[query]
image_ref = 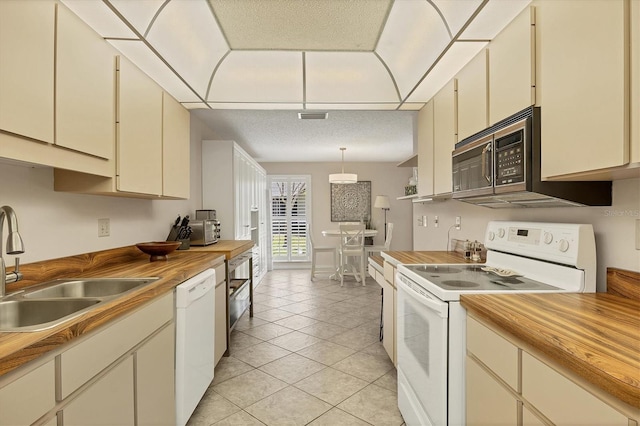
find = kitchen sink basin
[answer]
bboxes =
[0,277,160,332]
[0,299,101,332]
[22,278,159,299]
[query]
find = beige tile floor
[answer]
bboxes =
[187,269,405,426]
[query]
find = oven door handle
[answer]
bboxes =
[397,279,448,318]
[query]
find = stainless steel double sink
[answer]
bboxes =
[0,277,159,332]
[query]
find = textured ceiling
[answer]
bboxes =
[192,109,416,162]
[209,0,392,51]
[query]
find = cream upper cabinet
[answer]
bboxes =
[0,0,55,143]
[457,49,489,141]
[433,79,456,196]
[162,93,190,199]
[56,3,115,160]
[538,0,629,179]
[417,100,435,197]
[117,56,163,196]
[632,0,640,167]
[489,6,535,125]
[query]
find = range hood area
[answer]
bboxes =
[452,107,612,208]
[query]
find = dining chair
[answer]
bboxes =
[365,222,394,258]
[339,223,366,287]
[309,225,338,281]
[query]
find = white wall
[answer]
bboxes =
[0,115,216,265]
[413,178,640,291]
[261,162,414,252]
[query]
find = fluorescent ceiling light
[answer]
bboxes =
[298,112,328,120]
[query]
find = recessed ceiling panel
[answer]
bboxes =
[376,1,452,98]
[182,102,210,110]
[108,0,165,35]
[109,40,201,102]
[407,41,488,102]
[461,0,531,39]
[306,104,399,110]
[60,0,136,38]
[433,0,484,36]
[145,0,228,98]
[209,0,392,51]
[306,52,399,103]
[208,51,302,102]
[399,103,426,110]
[207,103,304,110]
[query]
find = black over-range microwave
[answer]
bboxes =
[451,107,612,208]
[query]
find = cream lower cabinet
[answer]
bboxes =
[466,355,518,426]
[0,293,176,426]
[136,324,176,426]
[214,262,228,365]
[466,315,638,426]
[382,261,397,366]
[0,360,55,426]
[62,357,135,426]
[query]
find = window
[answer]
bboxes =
[269,176,310,262]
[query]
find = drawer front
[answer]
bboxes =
[375,269,386,288]
[522,352,629,425]
[60,292,173,398]
[214,262,226,285]
[466,316,519,391]
[383,262,395,286]
[0,360,55,426]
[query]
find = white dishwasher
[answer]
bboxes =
[175,268,216,426]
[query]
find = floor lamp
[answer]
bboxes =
[374,195,391,240]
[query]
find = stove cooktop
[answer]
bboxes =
[402,264,561,292]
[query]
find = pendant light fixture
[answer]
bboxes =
[329,147,357,184]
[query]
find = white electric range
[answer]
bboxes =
[395,221,597,426]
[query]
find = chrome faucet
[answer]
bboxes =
[0,206,25,297]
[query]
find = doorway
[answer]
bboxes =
[269,175,311,264]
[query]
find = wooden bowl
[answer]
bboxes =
[135,241,181,261]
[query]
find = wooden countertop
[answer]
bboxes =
[188,239,254,260]
[461,293,640,408]
[381,250,479,265]
[0,246,225,377]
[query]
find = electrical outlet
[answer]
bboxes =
[434,215,439,228]
[98,218,110,237]
[636,219,640,250]
[455,216,461,230]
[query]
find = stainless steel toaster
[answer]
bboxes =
[190,220,218,246]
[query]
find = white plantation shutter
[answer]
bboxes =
[270,176,310,262]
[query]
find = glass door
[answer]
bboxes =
[269,176,310,263]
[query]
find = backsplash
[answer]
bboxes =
[413,178,640,292]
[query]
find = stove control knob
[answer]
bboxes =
[497,228,506,238]
[559,239,570,252]
[488,231,495,241]
[543,232,554,244]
